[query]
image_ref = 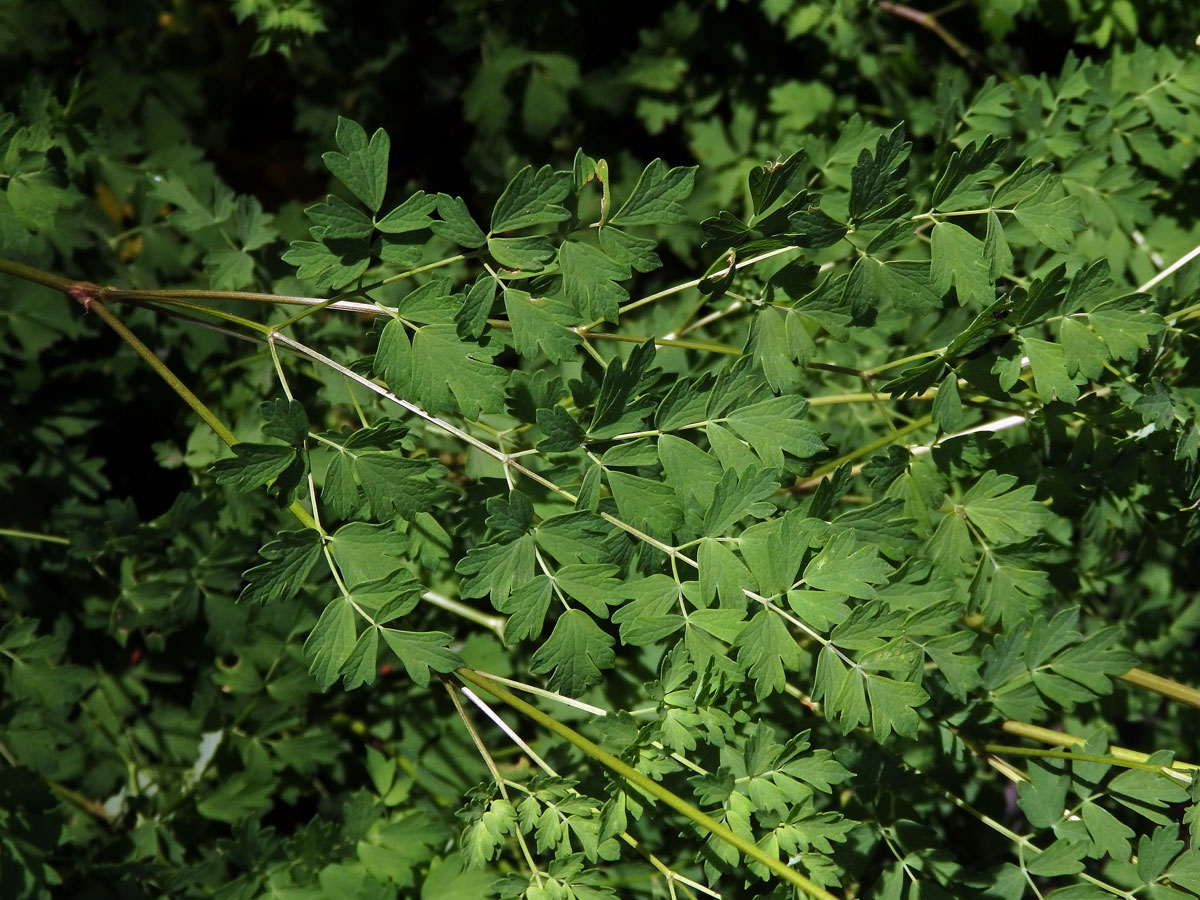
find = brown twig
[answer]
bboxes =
[877,1,982,70]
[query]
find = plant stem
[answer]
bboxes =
[594,245,799,329]
[0,528,71,545]
[1140,239,1200,293]
[424,592,506,640]
[793,414,933,490]
[999,720,1200,770]
[0,257,81,292]
[983,744,1193,781]
[877,1,982,69]
[456,668,841,900]
[86,299,239,447]
[82,297,319,531]
[1119,666,1200,708]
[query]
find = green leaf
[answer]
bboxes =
[701,466,779,536]
[959,471,1055,545]
[1025,838,1088,877]
[932,135,1006,210]
[865,674,928,741]
[1085,298,1165,362]
[379,323,507,418]
[210,443,297,492]
[306,194,374,239]
[556,240,629,323]
[504,289,582,363]
[239,529,323,605]
[456,276,497,340]
[432,194,487,248]
[607,470,682,539]
[536,405,585,453]
[1136,826,1184,884]
[609,159,697,226]
[490,164,571,233]
[1012,179,1081,252]
[554,564,623,617]
[496,576,554,643]
[749,149,806,216]
[304,598,357,690]
[320,117,389,212]
[589,339,657,434]
[802,532,892,598]
[726,396,825,468]
[376,191,437,233]
[698,537,755,609]
[932,372,964,432]
[353,452,452,521]
[458,534,536,602]
[1021,336,1082,404]
[529,608,616,696]
[281,238,370,289]
[612,575,685,645]
[203,248,255,289]
[261,398,309,445]
[864,259,943,314]
[848,124,911,222]
[735,609,801,700]
[930,221,993,306]
[738,510,821,597]
[786,204,848,248]
[488,235,556,272]
[463,798,517,868]
[380,629,463,687]
[598,226,660,272]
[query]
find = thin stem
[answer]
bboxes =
[467,670,609,716]
[83,298,318,531]
[127,294,271,335]
[442,681,544,885]
[482,317,743,356]
[877,1,982,69]
[456,668,840,900]
[1000,720,1200,771]
[459,685,556,777]
[983,744,1193,782]
[595,245,799,328]
[862,349,943,378]
[423,595,506,641]
[86,299,238,447]
[0,257,78,292]
[793,415,933,491]
[581,329,742,356]
[1140,240,1200,293]
[0,528,71,546]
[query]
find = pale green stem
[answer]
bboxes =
[0,528,70,545]
[794,414,933,490]
[983,744,1193,782]
[1119,667,1200,708]
[442,682,544,885]
[589,245,800,329]
[1140,240,1200,293]
[1000,720,1200,770]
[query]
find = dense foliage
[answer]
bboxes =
[3,2,1200,899]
